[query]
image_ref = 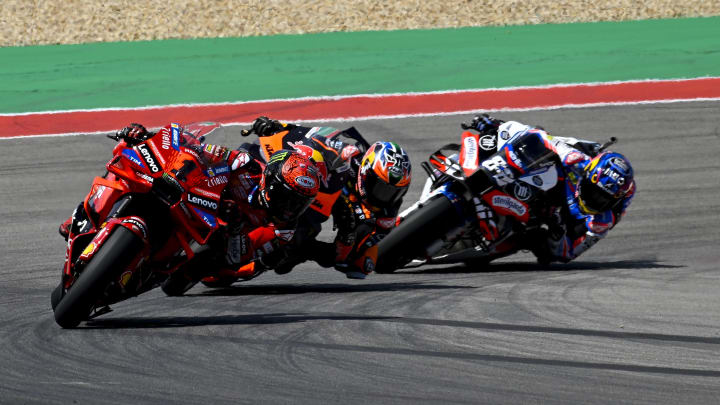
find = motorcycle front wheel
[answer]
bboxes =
[375,195,463,273]
[53,226,143,328]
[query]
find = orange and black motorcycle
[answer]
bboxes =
[51,122,233,328]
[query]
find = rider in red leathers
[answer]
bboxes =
[59,123,321,292]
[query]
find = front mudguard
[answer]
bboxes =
[63,216,150,290]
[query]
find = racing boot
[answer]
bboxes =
[334,263,368,280]
[200,262,265,288]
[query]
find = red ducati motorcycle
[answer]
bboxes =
[51,122,232,328]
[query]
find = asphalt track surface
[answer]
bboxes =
[1,102,720,404]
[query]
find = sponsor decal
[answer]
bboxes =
[122,217,148,238]
[295,175,317,189]
[500,130,510,140]
[479,134,497,151]
[341,145,359,160]
[532,175,543,186]
[170,124,181,150]
[462,136,478,170]
[136,172,154,183]
[274,229,295,242]
[565,151,585,165]
[490,194,528,217]
[268,151,289,164]
[364,257,375,273]
[513,183,532,201]
[226,234,246,264]
[147,141,166,166]
[231,152,251,170]
[263,143,275,159]
[122,149,145,168]
[376,217,396,229]
[506,148,522,168]
[92,185,107,202]
[206,175,229,187]
[187,193,219,211]
[603,167,621,181]
[136,144,160,173]
[81,242,96,257]
[162,131,172,150]
[192,207,217,228]
[325,138,342,149]
[610,157,629,171]
[205,164,229,178]
[119,270,133,287]
[191,187,221,200]
[183,147,201,161]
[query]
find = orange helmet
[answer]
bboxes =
[357,141,411,209]
[260,150,320,222]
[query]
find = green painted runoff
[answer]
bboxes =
[1,16,719,113]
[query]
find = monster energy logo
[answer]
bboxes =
[268,151,289,164]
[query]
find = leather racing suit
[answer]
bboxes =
[248,122,401,279]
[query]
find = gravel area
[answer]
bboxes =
[2,0,720,47]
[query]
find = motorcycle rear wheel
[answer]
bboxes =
[53,226,143,328]
[376,195,462,273]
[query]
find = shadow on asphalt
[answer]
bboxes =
[186,281,474,297]
[398,259,683,274]
[84,312,397,329]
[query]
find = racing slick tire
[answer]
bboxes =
[53,226,143,328]
[375,195,463,273]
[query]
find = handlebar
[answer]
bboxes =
[598,137,618,152]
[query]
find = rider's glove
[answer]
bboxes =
[117,123,150,142]
[335,198,359,235]
[251,116,283,137]
[467,114,503,135]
